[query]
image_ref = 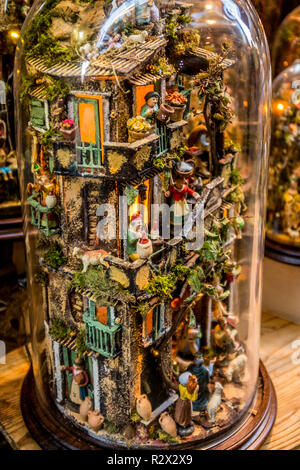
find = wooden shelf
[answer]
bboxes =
[0,312,299,450]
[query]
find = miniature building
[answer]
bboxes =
[17,0,271,448]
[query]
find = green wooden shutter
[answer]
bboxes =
[30,98,47,129]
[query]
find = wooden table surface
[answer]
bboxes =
[0,312,300,450]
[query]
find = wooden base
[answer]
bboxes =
[21,361,277,450]
[265,238,300,266]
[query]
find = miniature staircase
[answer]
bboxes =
[86,190,100,247]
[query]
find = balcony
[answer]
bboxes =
[76,142,105,176]
[83,308,122,359]
[103,133,159,179]
[27,193,60,237]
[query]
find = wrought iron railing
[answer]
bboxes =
[27,194,59,236]
[83,310,122,359]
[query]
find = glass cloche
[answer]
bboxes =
[273,6,300,77]
[266,60,300,251]
[15,0,272,449]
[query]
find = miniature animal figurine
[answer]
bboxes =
[124,30,148,47]
[88,410,104,432]
[226,354,247,383]
[159,412,177,438]
[73,247,110,272]
[207,382,223,424]
[79,43,99,62]
[79,396,93,422]
[136,394,152,422]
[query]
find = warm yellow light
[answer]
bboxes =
[10,30,20,39]
[205,3,212,9]
[78,31,85,40]
[207,20,216,25]
[277,103,284,111]
[243,100,248,108]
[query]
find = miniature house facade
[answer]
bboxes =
[16,0,272,448]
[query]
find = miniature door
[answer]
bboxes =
[62,347,94,402]
[74,96,104,170]
[143,303,165,344]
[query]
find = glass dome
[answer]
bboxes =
[266,60,300,250]
[273,6,300,77]
[15,0,271,448]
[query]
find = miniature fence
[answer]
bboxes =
[83,311,122,359]
[27,194,59,237]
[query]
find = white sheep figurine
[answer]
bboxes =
[73,247,110,273]
[226,354,247,383]
[123,30,148,46]
[207,382,223,424]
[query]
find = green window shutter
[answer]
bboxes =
[62,346,73,393]
[30,98,46,129]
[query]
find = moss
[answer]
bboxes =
[134,301,151,319]
[130,409,141,423]
[49,317,71,341]
[152,428,180,443]
[229,168,244,186]
[20,75,37,103]
[34,269,49,286]
[23,0,76,66]
[146,272,177,299]
[103,420,120,434]
[44,76,70,101]
[70,265,133,305]
[146,262,192,299]
[44,241,67,269]
[40,127,63,149]
[75,327,87,357]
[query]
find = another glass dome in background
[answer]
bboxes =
[267,60,300,249]
[15,0,271,448]
[273,6,300,77]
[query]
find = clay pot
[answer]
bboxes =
[169,104,186,122]
[156,103,174,123]
[136,394,152,422]
[159,412,177,438]
[45,192,57,209]
[136,238,153,259]
[60,126,77,142]
[79,396,93,422]
[88,410,104,432]
[128,129,150,143]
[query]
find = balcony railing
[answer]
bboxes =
[155,123,169,158]
[27,193,60,237]
[76,142,104,173]
[83,310,122,359]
